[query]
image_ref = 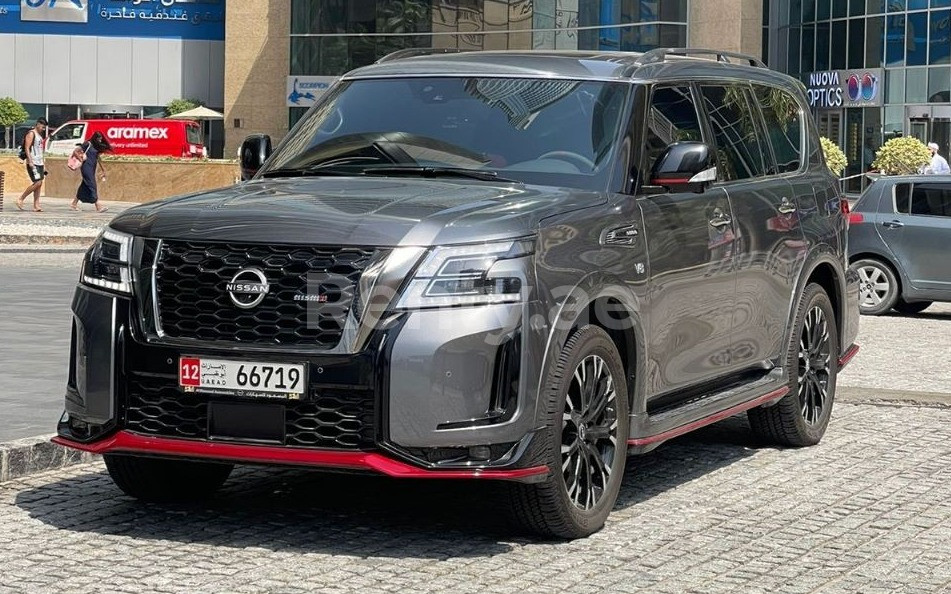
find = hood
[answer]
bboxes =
[109,177,607,246]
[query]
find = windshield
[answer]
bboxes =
[263,77,631,191]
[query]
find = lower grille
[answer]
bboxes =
[124,375,375,449]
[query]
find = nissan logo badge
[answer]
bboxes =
[226,268,270,309]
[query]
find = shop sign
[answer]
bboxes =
[20,0,87,23]
[805,68,884,109]
[286,76,337,108]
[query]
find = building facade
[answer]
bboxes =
[224,0,763,155]
[767,0,951,191]
[0,0,224,151]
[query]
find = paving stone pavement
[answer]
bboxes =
[1,402,949,594]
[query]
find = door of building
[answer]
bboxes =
[817,110,842,145]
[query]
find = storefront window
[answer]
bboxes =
[928,66,951,100]
[887,68,906,102]
[906,67,928,101]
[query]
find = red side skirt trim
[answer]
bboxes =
[838,344,860,369]
[628,386,789,447]
[52,431,549,481]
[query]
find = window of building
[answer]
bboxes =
[866,16,885,67]
[931,10,951,64]
[906,68,928,102]
[644,85,703,172]
[818,0,832,19]
[834,0,849,17]
[803,24,816,72]
[906,11,928,65]
[816,21,831,70]
[886,15,906,65]
[832,21,848,69]
[848,18,865,68]
[753,85,804,174]
[804,0,817,21]
[866,0,885,12]
[700,85,769,181]
[911,183,951,216]
[852,0,868,15]
[929,67,951,101]
[788,27,802,73]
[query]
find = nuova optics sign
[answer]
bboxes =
[805,68,884,109]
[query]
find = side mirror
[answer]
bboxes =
[649,141,717,193]
[239,134,272,181]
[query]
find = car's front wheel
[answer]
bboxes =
[748,283,839,447]
[507,325,629,539]
[104,454,233,502]
[853,258,899,315]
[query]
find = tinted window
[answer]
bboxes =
[644,86,703,173]
[264,77,630,192]
[895,183,911,213]
[911,184,951,217]
[753,85,803,174]
[700,85,768,181]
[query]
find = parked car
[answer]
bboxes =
[54,48,859,539]
[848,175,951,315]
[46,119,205,159]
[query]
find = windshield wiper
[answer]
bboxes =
[258,167,356,179]
[365,167,522,184]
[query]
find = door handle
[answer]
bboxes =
[778,198,797,214]
[882,220,904,229]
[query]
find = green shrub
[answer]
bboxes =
[871,137,932,175]
[819,136,848,176]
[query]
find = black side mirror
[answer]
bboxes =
[239,134,272,181]
[649,141,717,194]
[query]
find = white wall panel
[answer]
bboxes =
[68,36,97,104]
[14,35,44,103]
[182,40,211,104]
[156,38,183,106]
[42,35,71,103]
[96,37,133,105]
[0,35,15,97]
[131,38,160,106]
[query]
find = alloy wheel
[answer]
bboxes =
[857,264,890,308]
[561,355,619,511]
[798,306,832,425]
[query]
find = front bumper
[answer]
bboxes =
[59,283,548,480]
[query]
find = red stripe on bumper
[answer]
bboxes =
[628,386,790,447]
[52,431,549,481]
[838,344,860,369]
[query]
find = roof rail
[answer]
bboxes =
[375,48,469,64]
[637,48,767,69]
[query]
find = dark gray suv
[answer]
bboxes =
[849,175,951,315]
[56,49,860,538]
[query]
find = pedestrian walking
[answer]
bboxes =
[924,142,950,175]
[69,131,111,213]
[16,118,48,212]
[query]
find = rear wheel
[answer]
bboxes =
[748,283,838,447]
[893,299,932,315]
[104,454,233,502]
[853,258,899,315]
[507,326,629,539]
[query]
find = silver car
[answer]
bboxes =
[849,175,951,315]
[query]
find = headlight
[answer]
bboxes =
[82,229,134,294]
[396,240,532,309]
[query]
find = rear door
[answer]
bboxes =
[638,84,738,398]
[885,182,951,293]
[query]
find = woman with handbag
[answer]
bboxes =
[69,131,111,213]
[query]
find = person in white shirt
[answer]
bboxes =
[925,142,951,175]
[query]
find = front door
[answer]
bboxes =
[639,85,737,399]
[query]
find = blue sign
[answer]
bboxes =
[0,0,224,40]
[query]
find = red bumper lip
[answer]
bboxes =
[52,431,549,481]
[838,344,860,369]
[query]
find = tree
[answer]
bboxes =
[165,98,203,116]
[0,97,29,149]
[871,137,932,175]
[819,136,848,176]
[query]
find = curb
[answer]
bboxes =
[0,435,98,484]
[0,235,96,246]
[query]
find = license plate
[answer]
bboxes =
[179,357,305,399]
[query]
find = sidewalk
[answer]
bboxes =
[0,195,136,248]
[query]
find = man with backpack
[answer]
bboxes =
[17,118,49,212]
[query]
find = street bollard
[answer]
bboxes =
[0,170,4,211]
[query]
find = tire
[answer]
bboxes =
[104,454,233,502]
[748,283,839,447]
[852,258,899,316]
[893,299,932,315]
[507,325,630,539]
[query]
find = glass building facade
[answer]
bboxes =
[770,0,951,190]
[288,0,688,125]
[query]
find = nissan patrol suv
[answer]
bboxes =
[56,48,860,539]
